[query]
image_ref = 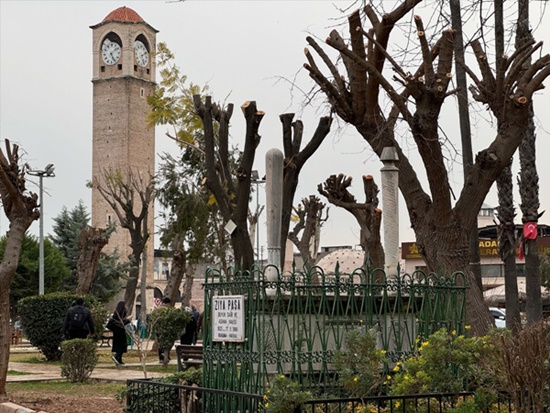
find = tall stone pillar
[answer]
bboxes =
[381,147,399,278]
[265,149,284,281]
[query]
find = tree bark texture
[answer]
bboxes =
[304,4,549,333]
[279,113,332,267]
[516,0,542,324]
[450,0,482,290]
[496,163,521,332]
[193,95,262,271]
[75,227,109,294]
[0,140,40,399]
[318,174,384,272]
[163,234,186,306]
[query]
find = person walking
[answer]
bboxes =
[180,306,197,345]
[64,297,95,340]
[106,301,130,365]
[156,297,172,363]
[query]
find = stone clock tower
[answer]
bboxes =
[90,7,157,314]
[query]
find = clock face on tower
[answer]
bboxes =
[134,40,149,67]
[101,38,121,65]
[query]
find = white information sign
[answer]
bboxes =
[212,295,245,342]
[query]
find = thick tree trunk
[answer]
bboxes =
[516,0,542,324]
[182,264,196,308]
[163,237,186,305]
[0,139,40,398]
[76,227,109,294]
[416,218,494,336]
[124,252,141,316]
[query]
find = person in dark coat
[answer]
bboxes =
[180,306,197,345]
[64,297,95,339]
[106,301,130,365]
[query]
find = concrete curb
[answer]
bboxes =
[0,401,47,413]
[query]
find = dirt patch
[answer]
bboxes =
[7,390,124,413]
[6,392,124,413]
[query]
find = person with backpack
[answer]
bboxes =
[106,301,130,365]
[64,298,95,339]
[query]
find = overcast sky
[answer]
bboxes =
[1,1,549,255]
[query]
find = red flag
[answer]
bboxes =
[524,222,538,240]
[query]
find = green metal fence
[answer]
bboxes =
[202,264,467,396]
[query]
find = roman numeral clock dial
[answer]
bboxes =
[134,40,149,67]
[101,38,121,65]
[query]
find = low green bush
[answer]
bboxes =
[60,338,99,382]
[149,306,191,363]
[18,292,106,360]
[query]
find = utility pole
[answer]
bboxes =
[27,164,55,295]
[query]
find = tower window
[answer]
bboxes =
[140,88,145,98]
[107,215,112,224]
[117,64,122,70]
[101,66,105,72]
[134,65,138,72]
[146,69,150,75]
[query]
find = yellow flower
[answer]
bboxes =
[404,375,409,380]
[421,341,429,348]
[386,375,392,380]
[452,329,457,335]
[465,325,471,330]
[280,375,285,379]
[395,401,401,408]
[264,395,268,401]
[396,361,401,366]
[265,403,269,408]
[353,377,358,382]
[379,350,387,355]
[393,365,400,372]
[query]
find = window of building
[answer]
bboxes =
[481,264,502,278]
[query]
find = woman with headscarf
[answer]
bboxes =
[106,301,130,365]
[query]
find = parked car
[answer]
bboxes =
[489,307,506,328]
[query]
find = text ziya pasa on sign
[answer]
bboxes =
[212,295,245,342]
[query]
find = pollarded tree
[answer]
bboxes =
[318,174,384,272]
[304,2,550,334]
[0,140,40,399]
[50,202,126,302]
[92,168,154,313]
[288,195,328,268]
[279,113,332,267]
[193,96,262,271]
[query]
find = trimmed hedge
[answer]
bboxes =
[18,292,106,361]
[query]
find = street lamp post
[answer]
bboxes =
[251,170,265,267]
[27,164,55,295]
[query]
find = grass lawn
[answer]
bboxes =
[9,348,179,374]
[6,380,124,396]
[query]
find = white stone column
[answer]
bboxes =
[265,148,284,281]
[381,147,399,278]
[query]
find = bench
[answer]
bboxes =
[98,330,113,347]
[176,344,203,372]
[10,328,22,345]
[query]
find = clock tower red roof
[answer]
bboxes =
[102,6,144,23]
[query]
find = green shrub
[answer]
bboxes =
[149,306,191,356]
[18,292,105,360]
[263,375,312,413]
[60,338,99,382]
[333,328,387,397]
[389,328,488,395]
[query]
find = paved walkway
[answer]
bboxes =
[7,360,176,383]
[7,342,177,383]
